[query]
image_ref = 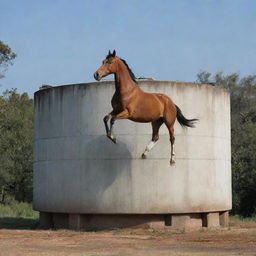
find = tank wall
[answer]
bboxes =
[33,81,231,214]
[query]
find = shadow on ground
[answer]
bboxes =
[0,217,39,230]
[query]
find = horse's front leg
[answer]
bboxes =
[103,113,116,144]
[108,116,117,144]
[103,114,112,135]
[104,109,129,144]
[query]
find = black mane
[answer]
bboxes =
[106,53,137,83]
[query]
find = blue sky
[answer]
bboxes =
[0,0,255,96]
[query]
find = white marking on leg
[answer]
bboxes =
[142,140,157,157]
[170,144,175,164]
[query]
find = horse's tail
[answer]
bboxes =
[175,105,198,128]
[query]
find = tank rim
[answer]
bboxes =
[34,80,229,96]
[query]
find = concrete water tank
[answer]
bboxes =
[33,80,231,230]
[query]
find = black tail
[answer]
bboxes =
[175,105,198,128]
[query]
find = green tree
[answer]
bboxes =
[197,72,256,217]
[0,41,17,78]
[0,89,33,203]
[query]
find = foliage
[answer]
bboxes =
[230,215,256,223]
[0,89,33,203]
[0,41,17,78]
[197,72,256,217]
[0,200,38,219]
[0,200,38,230]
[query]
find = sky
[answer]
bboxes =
[0,0,256,96]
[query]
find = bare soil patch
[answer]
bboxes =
[0,217,256,256]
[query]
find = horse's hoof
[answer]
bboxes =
[170,160,175,166]
[141,153,147,159]
[107,135,117,144]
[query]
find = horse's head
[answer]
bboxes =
[94,50,119,81]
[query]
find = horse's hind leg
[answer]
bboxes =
[141,118,164,159]
[165,124,175,165]
[169,127,175,165]
[162,104,176,165]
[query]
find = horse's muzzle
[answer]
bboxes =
[94,72,101,81]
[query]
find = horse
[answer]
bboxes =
[94,50,198,165]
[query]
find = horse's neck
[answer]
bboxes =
[114,65,139,96]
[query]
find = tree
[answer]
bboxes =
[197,72,256,217]
[0,89,33,203]
[0,41,17,78]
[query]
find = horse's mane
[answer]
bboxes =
[106,53,137,83]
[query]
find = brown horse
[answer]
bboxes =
[94,50,198,165]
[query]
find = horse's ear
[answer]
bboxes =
[113,50,116,56]
[108,50,111,55]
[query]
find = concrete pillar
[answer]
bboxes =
[171,214,202,229]
[148,220,165,229]
[202,212,220,227]
[219,211,229,227]
[69,214,81,230]
[171,214,190,227]
[39,212,53,229]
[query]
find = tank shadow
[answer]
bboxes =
[79,135,132,212]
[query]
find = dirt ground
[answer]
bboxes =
[0,217,256,256]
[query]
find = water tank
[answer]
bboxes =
[33,80,231,230]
